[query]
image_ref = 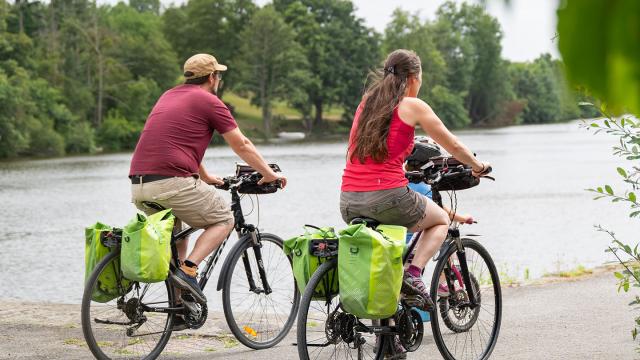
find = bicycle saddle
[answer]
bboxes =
[350,217,380,228]
[141,201,166,211]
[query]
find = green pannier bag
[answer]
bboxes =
[85,222,131,303]
[283,226,339,299]
[121,209,175,283]
[338,223,406,319]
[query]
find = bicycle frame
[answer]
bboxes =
[431,189,479,307]
[150,183,273,314]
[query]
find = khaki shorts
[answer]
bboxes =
[339,186,427,229]
[131,176,233,229]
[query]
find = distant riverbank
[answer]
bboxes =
[0,118,589,162]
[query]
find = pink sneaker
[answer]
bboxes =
[437,283,450,297]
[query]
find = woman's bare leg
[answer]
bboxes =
[409,198,449,268]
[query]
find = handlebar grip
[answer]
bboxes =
[214,178,231,190]
[404,171,424,183]
[481,165,493,176]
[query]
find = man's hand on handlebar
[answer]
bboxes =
[202,173,225,186]
[472,162,492,178]
[258,172,288,189]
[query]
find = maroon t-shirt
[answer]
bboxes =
[129,84,238,177]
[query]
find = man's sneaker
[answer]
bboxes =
[169,264,207,304]
[437,283,450,297]
[401,271,434,311]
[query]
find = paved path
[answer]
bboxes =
[0,271,637,359]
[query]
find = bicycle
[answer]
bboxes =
[296,159,501,360]
[81,167,300,359]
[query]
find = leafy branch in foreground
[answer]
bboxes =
[582,109,640,218]
[597,226,640,341]
[583,105,640,348]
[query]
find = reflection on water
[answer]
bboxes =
[0,121,633,304]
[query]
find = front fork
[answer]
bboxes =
[445,229,478,307]
[241,228,273,295]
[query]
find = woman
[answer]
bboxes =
[340,49,490,310]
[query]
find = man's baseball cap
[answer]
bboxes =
[183,54,227,79]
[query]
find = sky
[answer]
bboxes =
[253,0,561,62]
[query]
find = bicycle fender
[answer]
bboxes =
[216,233,253,291]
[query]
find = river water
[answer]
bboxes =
[0,120,634,304]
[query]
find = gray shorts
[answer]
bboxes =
[339,186,428,229]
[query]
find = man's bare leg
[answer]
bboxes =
[186,221,234,265]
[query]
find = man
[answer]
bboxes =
[129,53,286,305]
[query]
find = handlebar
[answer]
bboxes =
[405,159,494,188]
[215,172,282,193]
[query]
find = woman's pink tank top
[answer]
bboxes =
[341,103,415,192]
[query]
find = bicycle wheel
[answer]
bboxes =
[430,238,502,360]
[296,259,384,360]
[222,233,299,349]
[82,251,175,360]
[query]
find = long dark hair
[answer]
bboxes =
[350,49,421,163]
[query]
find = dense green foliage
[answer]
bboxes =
[0,0,590,158]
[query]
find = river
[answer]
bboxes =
[0,120,633,304]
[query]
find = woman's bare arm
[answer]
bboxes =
[399,97,485,172]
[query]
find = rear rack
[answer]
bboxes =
[310,239,339,258]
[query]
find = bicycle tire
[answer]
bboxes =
[296,259,385,360]
[430,238,502,360]
[221,233,299,349]
[81,251,175,360]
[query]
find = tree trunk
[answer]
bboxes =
[47,2,60,84]
[94,5,103,127]
[263,101,272,139]
[259,66,270,139]
[16,0,24,33]
[97,55,103,127]
[303,115,313,134]
[313,99,323,132]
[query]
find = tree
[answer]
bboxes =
[274,0,379,133]
[162,0,256,89]
[433,2,514,125]
[383,8,470,129]
[510,54,562,124]
[234,6,309,138]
